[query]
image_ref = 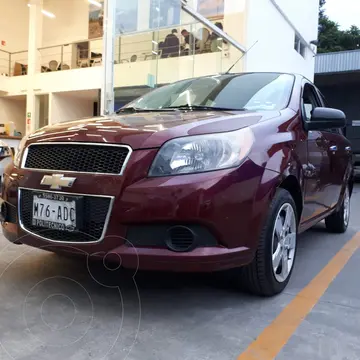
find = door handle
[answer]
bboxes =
[329,145,338,152]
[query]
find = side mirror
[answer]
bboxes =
[306,107,346,131]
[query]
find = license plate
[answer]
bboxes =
[32,192,82,232]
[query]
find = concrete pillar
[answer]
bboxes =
[223,0,246,72]
[101,0,116,115]
[26,0,43,135]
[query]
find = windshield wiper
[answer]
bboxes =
[116,107,176,114]
[163,105,246,111]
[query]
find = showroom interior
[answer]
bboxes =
[0,0,317,149]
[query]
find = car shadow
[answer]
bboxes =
[0,219,357,323]
[1,221,355,306]
[0,224,356,360]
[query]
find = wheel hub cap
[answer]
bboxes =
[272,203,297,283]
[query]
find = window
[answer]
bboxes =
[315,88,344,134]
[294,35,300,52]
[197,0,225,19]
[115,0,139,34]
[294,33,306,59]
[149,0,181,29]
[302,84,321,121]
[300,42,306,58]
[317,90,329,108]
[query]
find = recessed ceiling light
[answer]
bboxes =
[41,9,56,18]
[28,4,56,18]
[88,0,102,8]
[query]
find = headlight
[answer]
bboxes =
[13,135,29,168]
[149,127,254,177]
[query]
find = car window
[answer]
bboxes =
[124,73,295,112]
[302,84,321,121]
[303,84,344,136]
[317,89,329,107]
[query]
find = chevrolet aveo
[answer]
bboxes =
[0,73,353,296]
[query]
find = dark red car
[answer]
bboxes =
[0,73,353,296]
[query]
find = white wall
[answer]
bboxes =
[0,76,10,94]
[0,0,29,53]
[42,0,89,47]
[0,97,26,135]
[244,0,315,80]
[276,0,319,43]
[50,92,94,124]
[4,76,28,97]
[34,67,102,93]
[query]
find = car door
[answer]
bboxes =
[316,88,351,207]
[301,82,332,222]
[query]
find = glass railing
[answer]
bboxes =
[34,19,243,80]
[117,22,228,63]
[112,1,245,88]
[114,19,243,87]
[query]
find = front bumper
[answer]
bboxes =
[1,153,279,272]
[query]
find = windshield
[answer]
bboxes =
[122,73,294,112]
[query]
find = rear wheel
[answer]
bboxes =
[231,189,298,296]
[325,186,350,233]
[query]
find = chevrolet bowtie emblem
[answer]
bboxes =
[41,174,76,190]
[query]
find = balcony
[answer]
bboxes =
[0,17,243,96]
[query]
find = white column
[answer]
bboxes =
[223,0,246,72]
[26,0,43,135]
[101,0,116,116]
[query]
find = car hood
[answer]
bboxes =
[28,110,280,149]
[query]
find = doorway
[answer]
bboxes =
[35,94,49,130]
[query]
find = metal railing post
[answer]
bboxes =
[101,0,116,115]
[60,45,64,70]
[180,0,247,54]
[8,53,11,77]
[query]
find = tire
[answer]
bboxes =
[230,188,298,296]
[325,186,350,234]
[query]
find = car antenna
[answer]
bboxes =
[225,40,258,74]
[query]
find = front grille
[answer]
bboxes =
[24,143,131,175]
[19,189,112,243]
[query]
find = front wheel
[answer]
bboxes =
[325,186,350,233]
[231,189,298,296]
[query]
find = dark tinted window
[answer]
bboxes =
[302,84,321,121]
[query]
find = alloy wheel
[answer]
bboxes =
[343,187,350,227]
[271,203,297,283]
